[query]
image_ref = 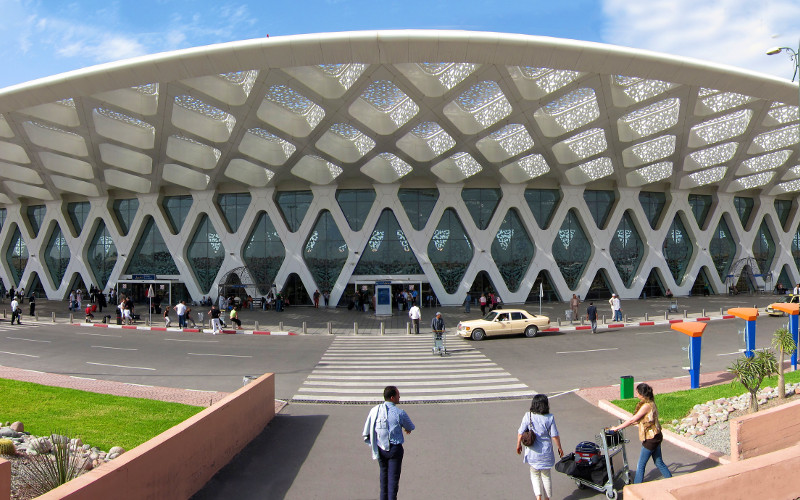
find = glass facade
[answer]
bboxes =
[125,216,179,275]
[752,218,775,275]
[524,189,561,229]
[663,213,693,283]
[187,214,225,294]
[44,225,70,286]
[113,199,139,236]
[303,210,348,291]
[552,209,591,290]
[710,216,737,280]
[0,208,6,233]
[88,221,117,289]
[6,227,28,286]
[217,193,251,233]
[243,212,286,294]
[67,202,90,235]
[734,196,754,227]
[336,189,376,231]
[688,194,712,227]
[354,209,422,275]
[162,195,193,234]
[793,228,800,273]
[26,205,46,237]
[775,199,792,229]
[462,188,501,230]
[491,209,533,292]
[428,208,473,294]
[277,191,313,232]
[583,190,615,228]
[639,191,666,229]
[398,188,438,230]
[611,211,644,287]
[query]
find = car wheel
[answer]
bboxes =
[524,325,539,338]
[471,329,485,341]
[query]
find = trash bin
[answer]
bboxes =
[620,375,634,399]
[115,307,122,325]
[565,310,573,321]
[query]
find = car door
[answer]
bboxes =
[509,311,528,334]
[489,312,511,336]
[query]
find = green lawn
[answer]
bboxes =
[0,378,204,450]
[611,370,800,425]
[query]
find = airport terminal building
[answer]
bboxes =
[0,30,799,307]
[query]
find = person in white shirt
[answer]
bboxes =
[174,301,188,328]
[408,304,421,335]
[793,283,800,296]
[10,297,20,325]
[611,294,622,322]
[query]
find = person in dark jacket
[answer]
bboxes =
[431,312,445,355]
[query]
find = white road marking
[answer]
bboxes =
[91,345,138,351]
[635,330,673,335]
[86,362,155,370]
[187,353,252,358]
[548,388,579,398]
[23,369,44,373]
[0,350,38,358]
[185,388,217,393]
[304,377,520,387]
[717,351,742,356]
[673,375,690,379]
[164,338,219,343]
[75,332,121,338]
[70,376,96,381]
[125,383,154,388]
[556,348,618,354]
[297,384,529,394]
[6,337,50,343]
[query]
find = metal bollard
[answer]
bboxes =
[354,322,359,335]
[406,322,411,335]
[380,322,385,335]
[52,312,56,323]
[328,321,333,335]
[603,314,606,324]
[254,320,259,331]
[684,310,688,319]
[645,312,649,321]
[580,317,585,326]
[720,307,724,316]
[279,321,284,331]
[35,312,38,322]
[2,310,5,319]
[302,321,307,334]
[70,313,73,323]
[557,317,561,326]
[702,308,705,317]
[665,311,668,320]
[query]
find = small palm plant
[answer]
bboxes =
[772,327,797,399]
[21,432,88,496]
[728,349,778,413]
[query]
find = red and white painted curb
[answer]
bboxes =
[541,313,736,333]
[68,322,297,335]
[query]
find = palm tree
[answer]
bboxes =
[772,327,797,399]
[728,349,778,413]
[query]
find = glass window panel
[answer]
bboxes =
[552,209,591,290]
[67,202,90,235]
[44,225,70,287]
[88,220,117,289]
[611,211,644,287]
[398,189,439,231]
[125,216,179,275]
[5,227,28,286]
[0,208,6,233]
[638,191,666,229]
[276,191,313,233]
[461,188,502,230]
[524,189,561,229]
[663,213,693,283]
[354,209,423,275]
[303,210,348,291]
[791,227,800,273]
[753,218,776,275]
[336,189,376,231]
[583,190,615,228]
[491,209,533,292]
[26,205,46,238]
[734,197,754,227]
[427,208,473,294]
[113,199,139,236]
[775,199,792,228]
[688,194,712,227]
[216,193,251,233]
[243,212,286,295]
[187,214,226,294]
[710,216,737,280]
[162,195,193,234]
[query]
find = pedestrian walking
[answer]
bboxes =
[408,304,421,335]
[362,386,415,500]
[10,296,20,325]
[480,293,487,315]
[431,311,445,355]
[516,394,563,500]
[209,305,222,335]
[610,383,672,483]
[164,307,171,328]
[464,292,471,313]
[313,289,321,308]
[28,294,35,316]
[174,301,187,328]
[586,302,598,334]
[323,290,330,307]
[570,294,579,322]
[610,293,622,322]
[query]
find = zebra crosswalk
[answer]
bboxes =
[292,335,535,403]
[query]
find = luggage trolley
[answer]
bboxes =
[432,328,447,356]
[556,427,632,499]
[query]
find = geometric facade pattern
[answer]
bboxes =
[1,31,800,304]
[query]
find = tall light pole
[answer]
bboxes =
[767,41,800,121]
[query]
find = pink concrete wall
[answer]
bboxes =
[623,443,800,500]
[730,397,800,461]
[35,373,275,500]
[0,459,9,500]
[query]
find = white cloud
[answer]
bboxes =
[601,0,800,79]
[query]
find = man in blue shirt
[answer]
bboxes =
[363,386,415,500]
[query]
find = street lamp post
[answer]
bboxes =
[767,41,800,122]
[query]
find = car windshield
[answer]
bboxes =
[483,312,499,321]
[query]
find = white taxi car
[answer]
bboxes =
[456,309,550,341]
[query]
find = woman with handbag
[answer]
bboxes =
[610,382,672,483]
[516,394,563,500]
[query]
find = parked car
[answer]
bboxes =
[766,294,800,316]
[456,309,550,340]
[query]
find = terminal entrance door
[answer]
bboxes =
[117,280,174,311]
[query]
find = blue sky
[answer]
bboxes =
[2,0,800,89]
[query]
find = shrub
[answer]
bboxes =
[728,349,778,413]
[20,431,88,496]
